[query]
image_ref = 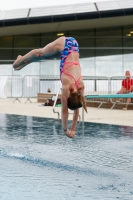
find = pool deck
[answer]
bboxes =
[0,98,133,127]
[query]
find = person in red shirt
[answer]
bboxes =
[119,71,133,110]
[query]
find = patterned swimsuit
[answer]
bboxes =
[60,37,82,89]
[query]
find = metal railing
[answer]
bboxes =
[3,75,22,102]
[23,75,40,103]
[83,76,110,108]
[1,75,133,110]
[52,87,81,121]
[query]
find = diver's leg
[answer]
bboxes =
[13,36,65,70]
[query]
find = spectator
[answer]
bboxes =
[117,71,133,110]
[47,88,51,93]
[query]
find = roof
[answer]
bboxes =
[0,0,133,22]
[0,0,133,36]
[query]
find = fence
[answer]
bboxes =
[1,75,133,108]
[0,75,22,102]
[23,75,61,103]
[83,76,109,108]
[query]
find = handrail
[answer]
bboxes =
[53,87,81,121]
[52,87,61,119]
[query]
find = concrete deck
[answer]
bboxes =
[0,98,133,127]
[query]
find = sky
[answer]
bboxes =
[0,0,111,10]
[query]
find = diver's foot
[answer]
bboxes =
[14,61,29,71]
[13,55,29,70]
[13,55,22,68]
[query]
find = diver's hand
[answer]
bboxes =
[64,129,75,138]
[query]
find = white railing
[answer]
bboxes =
[1,75,133,109]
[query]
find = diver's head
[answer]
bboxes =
[67,91,87,113]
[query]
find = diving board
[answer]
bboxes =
[86,94,133,99]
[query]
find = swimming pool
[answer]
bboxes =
[0,113,133,200]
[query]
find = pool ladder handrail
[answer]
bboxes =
[52,87,61,119]
[53,87,81,121]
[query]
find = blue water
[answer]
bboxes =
[0,114,133,200]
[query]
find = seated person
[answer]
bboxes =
[117,71,133,110]
[47,88,51,93]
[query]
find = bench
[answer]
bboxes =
[37,93,61,103]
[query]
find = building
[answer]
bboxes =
[0,0,133,77]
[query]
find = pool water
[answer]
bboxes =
[0,113,133,200]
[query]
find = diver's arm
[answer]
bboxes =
[61,86,70,131]
[71,109,79,131]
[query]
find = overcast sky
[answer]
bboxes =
[0,0,111,10]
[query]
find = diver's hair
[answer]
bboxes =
[67,91,87,113]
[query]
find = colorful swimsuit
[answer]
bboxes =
[60,37,82,89]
